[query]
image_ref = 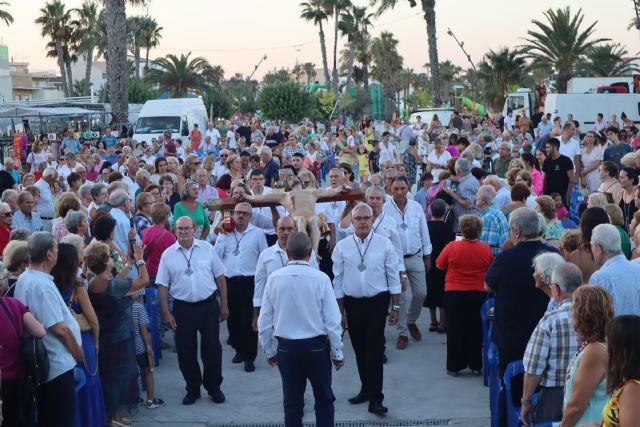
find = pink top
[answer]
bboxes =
[0,297,29,380]
[532,168,543,196]
[142,226,176,278]
[446,145,460,158]
[556,206,569,220]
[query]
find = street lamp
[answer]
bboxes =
[447,27,476,72]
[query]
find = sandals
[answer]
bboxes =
[437,325,447,334]
[428,322,439,332]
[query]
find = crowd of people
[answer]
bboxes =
[0,111,639,427]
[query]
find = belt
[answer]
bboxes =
[40,216,54,220]
[174,291,218,305]
[404,250,422,259]
[276,335,327,343]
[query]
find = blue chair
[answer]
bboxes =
[487,342,501,427]
[504,360,525,427]
[481,297,495,386]
[561,218,578,229]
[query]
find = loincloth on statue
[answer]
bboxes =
[292,214,331,236]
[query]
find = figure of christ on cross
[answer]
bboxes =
[241,175,352,253]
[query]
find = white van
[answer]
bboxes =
[132,98,208,145]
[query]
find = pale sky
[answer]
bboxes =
[2,0,639,79]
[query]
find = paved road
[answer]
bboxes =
[132,314,489,426]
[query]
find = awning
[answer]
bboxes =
[0,106,97,118]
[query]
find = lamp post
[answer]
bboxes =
[447,27,476,72]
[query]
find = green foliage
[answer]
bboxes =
[0,1,14,26]
[343,89,370,120]
[73,79,90,97]
[262,69,291,85]
[317,91,337,118]
[204,88,233,120]
[257,82,315,122]
[225,73,257,114]
[476,48,528,111]
[404,91,431,109]
[145,52,216,98]
[127,78,157,103]
[576,43,639,77]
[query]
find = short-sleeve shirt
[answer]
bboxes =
[368,151,380,173]
[101,134,117,149]
[543,154,574,200]
[436,240,493,292]
[603,143,633,169]
[0,297,29,380]
[131,302,150,355]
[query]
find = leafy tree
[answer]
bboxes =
[127,15,145,79]
[140,16,162,73]
[328,0,352,92]
[262,69,291,85]
[521,6,609,93]
[405,90,431,109]
[204,88,233,120]
[73,78,90,98]
[225,73,258,113]
[371,31,403,120]
[339,4,373,89]
[127,77,157,103]
[476,48,528,111]
[317,90,337,118]
[300,0,331,86]
[577,43,639,77]
[145,52,214,97]
[438,60,461,102]
[343,88,370,120]
[257,82,315,122]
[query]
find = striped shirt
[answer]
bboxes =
[12,210,43,233]
[523,299,580,387]
[480,205,510,255]
[132,302,150,355]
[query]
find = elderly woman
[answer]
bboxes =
[501,182,530,220]
[2,240,29,297]
[426,138,452,182]
[88,182,108,221]
[91,213,130,273]
[78,183,93,210]
[568,207,610,281]
[173,181,210,240]
[134,192,154,238]
[159,174,181,212]
[53,193,82,242]
[532,252,565,309]
[536,195,565,245]
[85,241,148,426]
[603,204,632,259]
[560,229,581,260]
[587,192,608,209]
[225,154,243,181]
[597,161,623,203]
[559,286,613,427]
[436,215,494,376]
[65,209,89,238]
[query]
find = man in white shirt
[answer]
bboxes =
[214,202,268,373]
[247,169,284,245]
[258,232,343,427]
[226,128,237,149]
[484,175,512,210]
[383,176,432,349]
[558,123,581,169]
[57,153,79,190]
[205,122,221,147]
[379,131,397,166]
[35,167,57,225]
[108,190,134,255]
[213,150,230,181]
[332,203,400,415]
[199,136,216,155]
[122,157,140,207]
[504,110,515,132]
[157,216,229,405]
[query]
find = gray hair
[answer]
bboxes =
[365,185,386,198]
[17,191,33,205]
[509,207,541,239]
[353,202,373,217]
[90,182,108,198]
[1,189,17,203]
[108,189,129,207]
[367,173,384,186]
[551,262,583,293]
[28,232,55,264]
[532,252,564,286]
[286,232,312,260]
[108,181,128,195]
[591,223,622,255]
[60,233,84,256]
[64,210,87,233]
[235,202,253,212]
[42,167,57,178]
[181,182,196,200]
[455,157,470,175]
[136,169,150,181]
[79,183,93,200]
[260,146,273,159]
[484,175,503,188]
[477,185,496,206]
[9,228,31,241]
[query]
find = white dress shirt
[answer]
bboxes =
[57,163,78,190]
[122,174,140,206]
[156,239,226,302]
[213,161,228,179]
[339,211,405,273]
[258,261,343,360]
[495,186,511,210]
[379,142,396,164]
[319,199,346,242]
[253,242,319,307]
[214,224,268,277]
[383,198,432,256]
[35,178,55,218]
[205,128,221,145]
[332,231,401,298]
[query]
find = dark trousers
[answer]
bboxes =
[37,368,75,427]
[227,276,258,362]
[173,296,223,395]
[344,291,389,404]
[1,379,36,427]
[444,291,485,372]
[318,238,333,281]
[535,386,564,423]
[277,336,335,427]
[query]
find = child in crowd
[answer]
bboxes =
[357,144,369,182]
[551,192,569,220]
[132,297,166,409]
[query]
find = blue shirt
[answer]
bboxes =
[101,134,117,149]
[536,121,553,139]
[479,205,510,255]
[590,255,640,316]
[414,188,428,209]
[61,137,81,154]
[12,210,43,233]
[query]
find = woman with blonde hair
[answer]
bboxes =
[587,193,608,209]
[536,195,565,244]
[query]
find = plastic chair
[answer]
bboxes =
[487,342,501,427]
[481,297,495,386]
[561,218,578,229]
[503,360,525,427]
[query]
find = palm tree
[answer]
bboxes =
[127,15,146,79]
[476,48,528,110]
[300,0,331,87]
[73,0,100,96]
[371,31,403,120]
[0,1,14,26]
[303,62,317,84]
[338,4,373,90]
[73,78,90,97]
[140,16,162,73]
[328,0,351,92]
[577,43,639,77]
[521,6,609,93]
[438,60,461,103]
[373,0,440,105]
[36,0,73,97]
[145,52,213,98]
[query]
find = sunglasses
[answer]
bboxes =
[0,212,12,217]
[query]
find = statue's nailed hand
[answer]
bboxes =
[340,184,351,193]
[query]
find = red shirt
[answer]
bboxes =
[0,224,10,255]
[0,297,29,380]
[190,130,202,151]
[436,239,494,292]
[142,225,176,278]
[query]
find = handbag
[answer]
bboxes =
[0,298,50,384]
[67,292,91,332]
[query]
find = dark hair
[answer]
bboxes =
[292,152,305,160]
[606,126,619,135]
[471,167,488,181]
[216,174,232,191]
[621,167,639,186]
[601,161,619,179]
[456,137,470,148]
[606,315,640,393]
[51,243,80,294]
[286,232,312,259]
[420,172,433,182]
[579,207,610,252]
[249,169,264,179]
[547,138,560,150]
[510,182,530,203]
[108,171,123,183]
[154,157,167,172]
[521,152,535,168]
[91,212,117,241]
[67,172,81,187]
[390,176,410,187]
[430,199,447,218]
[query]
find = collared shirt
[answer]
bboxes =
[523,299,580,387]
[319,199,346,242]
[14,268,81,382]
[205,128,221,145]
[196,184,219,205]
[332,231,401,298]
[339,211,405,273]
[34,178,55,218]
[258,261,343,360]
[383,198,432,256]
[452,173,480,229]
[12,209,43,233]
[590,254,640,316]
[379,142,396,164]
[536,121,553,138]
[480,205,510,255]
[254,242,319,307]
[156,239,226,302]
[494,186,511,210]
[60,137,81,154]
[214,224,268,277]
[122,175,139,207]
[213,161,228,179]
[110,207,132,254]
[199,141,216,154]
[57,163,78,190]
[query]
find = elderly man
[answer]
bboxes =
[60,129,81,154]
[122,156,140,206]
[35,167,57,224]
[493,143,512,178]
[57,153,79,190]
[213,150,230,181]
[2,188,17,211]
[108,189,134,254]
[484,175,511,209]
[258,232,343,427]
[200,135,216,154]
[12,191,43,233]
[521,262,582,425]
[589,223,640,315]
[14,232,83,426]
[135,170,151,196]
[333,203,400,415]
[157,216,228,405]
[0,201,12,253]
[445,158,480,231]
[260,147,280,187]
[476,185,510,255]
[485,208,558,404]
[205,121,221,146]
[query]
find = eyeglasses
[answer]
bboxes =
[150,192,160,196]
[176,227,193,232]
[220,154,229,157]
[0,212,11,217]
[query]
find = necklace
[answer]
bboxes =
[353,233,374,272]
[232,230,247,256]
[372,212,385,234]
[392,200,408,230]
[179,246,195,276]
[276,249,287,267]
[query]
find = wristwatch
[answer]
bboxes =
[520,397,531,405]
[400,272,408,278]
[391,305,400,312]
[135,259,146,267]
